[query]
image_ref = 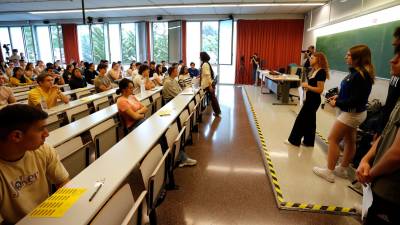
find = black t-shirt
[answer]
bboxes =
[84,69,98,85]
[162,66,167,74]
[306,69,327,102]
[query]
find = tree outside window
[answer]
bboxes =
[23,27,36,62]
[91,24,106,63]
[152,22,168,63]
[121,23,137,64]
[202,22,219,64]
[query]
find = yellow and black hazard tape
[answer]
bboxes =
[243,87,357,215]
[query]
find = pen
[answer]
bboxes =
[89,183,103,202]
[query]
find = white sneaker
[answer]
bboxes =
[334,166,349,179]
[179,158,197,168]
[313,167,335,183]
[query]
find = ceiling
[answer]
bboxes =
[0,0,328,22]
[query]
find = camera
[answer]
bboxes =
[2,44,10,56]
[301,50,310,53]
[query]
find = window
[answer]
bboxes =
[0,28,11,60]
[186,22,201,67]
[36,26,53,63]
[91,24,106,63]
[219,20,233,65]
[9,27,25,58]
[202,21,219,64]
[152,22,168,62]
[121,23,137,64]
[51,25,63,62]
[23,27,36,62]
[108,24,121,63]
[77,25,92,62]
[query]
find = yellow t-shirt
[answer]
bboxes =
[9,76,33,87]
[0,143,69,224]
[28,87,60,108]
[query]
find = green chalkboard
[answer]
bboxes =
[316,20,400,79]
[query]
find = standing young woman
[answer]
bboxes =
[286,52,329,147]
[313,45,375,183]
[200,51,221,117]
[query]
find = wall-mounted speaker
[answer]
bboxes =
[156,15,163,21]
[43,19,50,24]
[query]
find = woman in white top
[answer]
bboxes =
[178,65,192,88]
[126,62,136,77]
[106,62,122,82]
[200,52,221,117]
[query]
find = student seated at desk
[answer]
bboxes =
[178,65,192,88]
[152,64,164,86]
[94,64,112,93]
[28,73,69,109]
[133,64,155,92]
[106,62,122,82]
[0,75,16,106]
[84,63,97,85]
[62,64,74,84]
[162,63,182,102]
[188,62,199,78]
[116,78,148,132]
[69,68,87,90]
[10,67,33,87]
[0,105,70,224]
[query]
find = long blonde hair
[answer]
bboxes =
[312,52,330,80]
[349,44,375,84]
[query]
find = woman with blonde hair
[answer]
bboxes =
[313,45,375,183]
[286,52,330,147]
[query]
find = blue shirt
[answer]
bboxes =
[188,68,199,78]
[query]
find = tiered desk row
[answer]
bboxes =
[16,86,208,225]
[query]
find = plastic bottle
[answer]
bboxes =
[40,96,48,110]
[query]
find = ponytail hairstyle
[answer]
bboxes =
[349,44,375,83]
[116,78,133,95]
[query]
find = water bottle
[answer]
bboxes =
[140,80,145,96]
[40,96,48,110]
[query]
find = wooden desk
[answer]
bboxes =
[46,86,163,147]
[62,85,95,97]
[17,88,197,225]
[258,69,300,105]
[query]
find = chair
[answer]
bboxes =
[165,122,185,187]
[93,97,110,111]
[195,93,203,123]
[139,144,170,225]
[56,136,90,178]
[141,98,153,119]
[288,67,302,102]
[91,183,147,225]
[90,118,119,158]
[188,100,197,128]
[179,109,194,145]
[45,114,64,132]
[66,104,91,122]
[151,92,162,113]
[76,90,92,99]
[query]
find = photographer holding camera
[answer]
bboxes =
[302,45,315,72]
[250,53,260,84]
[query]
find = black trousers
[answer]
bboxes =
[364,193,400,225]
[206,86,221,115]
[288,98,320,146]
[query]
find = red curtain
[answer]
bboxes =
[235,19,304,84]
[146,21,151,62]
[61,24,80,64]
[181,20,187,64]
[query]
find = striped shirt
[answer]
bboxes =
[178,74,192,88]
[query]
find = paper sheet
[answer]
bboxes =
[158,109,172,116]
[29,188,86,218]
[362,184,373,219]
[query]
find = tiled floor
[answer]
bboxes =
[157,85,360,225]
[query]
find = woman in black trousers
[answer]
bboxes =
[286,52,330,147]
